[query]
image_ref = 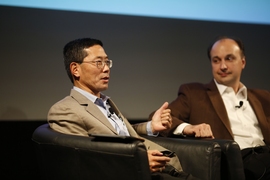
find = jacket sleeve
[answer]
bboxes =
[132,122,148,135]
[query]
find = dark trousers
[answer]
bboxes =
[151,173,200,180]
[151,165,201,180]
[241,146,270,180]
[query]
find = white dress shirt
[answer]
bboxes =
[215,81,265,149]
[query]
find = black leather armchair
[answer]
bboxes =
[32,124,222,180]
[32,124,151,180]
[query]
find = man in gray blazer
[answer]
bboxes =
[156,36,270,180]
[48,38,199,180]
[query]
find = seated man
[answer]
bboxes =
[48,38,199,180]
[150,36,270,180]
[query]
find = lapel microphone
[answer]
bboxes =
[235,101,244,108]
[107,100,120,117]
[107,108,114,118]
[109,108,114,115]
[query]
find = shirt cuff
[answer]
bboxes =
[173,122,190,136]
[146,121,159,137]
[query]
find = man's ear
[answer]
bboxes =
[70,62,80,78]
[242,57,246,69]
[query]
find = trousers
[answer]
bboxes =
[151,165,201,180]
[241,146,270,180]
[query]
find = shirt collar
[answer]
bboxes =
[214,79,247,100]
[73,86,110,103]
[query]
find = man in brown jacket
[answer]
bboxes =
[154,36,270,180]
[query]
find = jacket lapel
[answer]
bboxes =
[107,99,139,137]
[248,90,270,143]
[206,80,234,137]
[70,89,118,134]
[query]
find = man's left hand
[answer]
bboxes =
[151,102,172,133]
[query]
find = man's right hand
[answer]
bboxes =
[183,123,214,138]
[147,150,171,172]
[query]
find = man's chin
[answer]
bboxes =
[99,86,109,91]
[215,78,228,85]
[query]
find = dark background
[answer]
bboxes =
[0,5,269,179]
[1,5,270,121]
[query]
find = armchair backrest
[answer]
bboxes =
[32,124,152,180]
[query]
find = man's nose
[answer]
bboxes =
[220,61,227,70]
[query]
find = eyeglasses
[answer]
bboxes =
[82,59,113,69]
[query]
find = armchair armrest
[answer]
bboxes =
[212,139,245,180]
[143,136,221,180]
